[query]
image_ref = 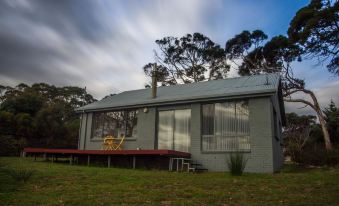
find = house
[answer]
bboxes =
[76,73,285,173]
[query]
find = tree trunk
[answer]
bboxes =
[308,90,332,151]
[313,102,332,151]
[285,90,332,151]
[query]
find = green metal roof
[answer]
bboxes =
[77,73,281,112]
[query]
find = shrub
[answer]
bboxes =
[326,148,339,167]
[287,142,339,166]
[227,153,247,176]
[5,168,34,182]
[0,135,27,156]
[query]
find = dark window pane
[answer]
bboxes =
[126,110,138,137]
[202,104,214,135]
[91,112,106,139]
[106,111,125,138]
[91,110,138,139]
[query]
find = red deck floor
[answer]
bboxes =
[23,147,191,157]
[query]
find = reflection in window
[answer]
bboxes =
[91,110,138,139]
[158,109,191,152]
[202,100,250,152]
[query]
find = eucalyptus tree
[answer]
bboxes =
[288,0,339,75]
[225,30,333,150]
[143,33,230,86]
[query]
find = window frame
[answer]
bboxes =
[201,100,250,153]
[90,109,138,140]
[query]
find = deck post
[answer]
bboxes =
[177,158,179,172]
[107,156,111,168]
[70,155,73,165]
[169,158,172,171]
[52,155,54,163]
[132,156,136,169]
[34,154,37,161]
[43,153,47,161]
[87,155,90,166]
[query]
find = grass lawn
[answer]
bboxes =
[0,157,338,206]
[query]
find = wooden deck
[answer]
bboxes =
[23,148,191,170]
[23,147,190,157]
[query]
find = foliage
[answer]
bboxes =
[143,33,229,86]
[283,112,339,166]
[0,111,15,135]
[0,91,44,116]
[0,136,26,156]
[0,83,96,155]
[225,29,332,150]
[290,143,339,166]
[226,153,247,176]
[284,113,317,163]
[323,100,339,143]
[4,167,34,183]
[288,0,339,75]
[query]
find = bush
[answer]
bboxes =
[326,148,339,167]
[286,142,339,166]
[0,135,26,156]
[227,153,247,176]
[5,168,34,182]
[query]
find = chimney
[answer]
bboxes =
[151,63,157,98]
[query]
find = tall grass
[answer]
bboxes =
[227,153,247,176]
[5,168,34,182]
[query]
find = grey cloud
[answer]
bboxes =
[0,0,336,109]
[0,0,219,98]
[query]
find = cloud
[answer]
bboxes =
[0,0,223,98]
[0,0,336,115]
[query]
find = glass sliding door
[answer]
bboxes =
[174,109,191,152]
[158,111,174,150]
[158,109,191,152]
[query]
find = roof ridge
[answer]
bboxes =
[122,73,280,94]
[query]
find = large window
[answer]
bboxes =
[91,110,138,139]
[202,100,250,152]
[158,109,191,152]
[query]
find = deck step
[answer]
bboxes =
[169,157,208,173]
[194,168,208,172]
[190,163,202,166]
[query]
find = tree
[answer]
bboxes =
[0,91,45,116]
[143,33,229,85]
[0,82,97,151]
[35,104,67,147]
[0,111,15,135]
[225,30,333,150]
[15,113,35,140]
[283,113,317,162]
[288,0,339,75]
[323,100,339,143]
[225,30,268,75]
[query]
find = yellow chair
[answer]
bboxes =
[102,135,125,150]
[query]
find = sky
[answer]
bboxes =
[0,0,338,116]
